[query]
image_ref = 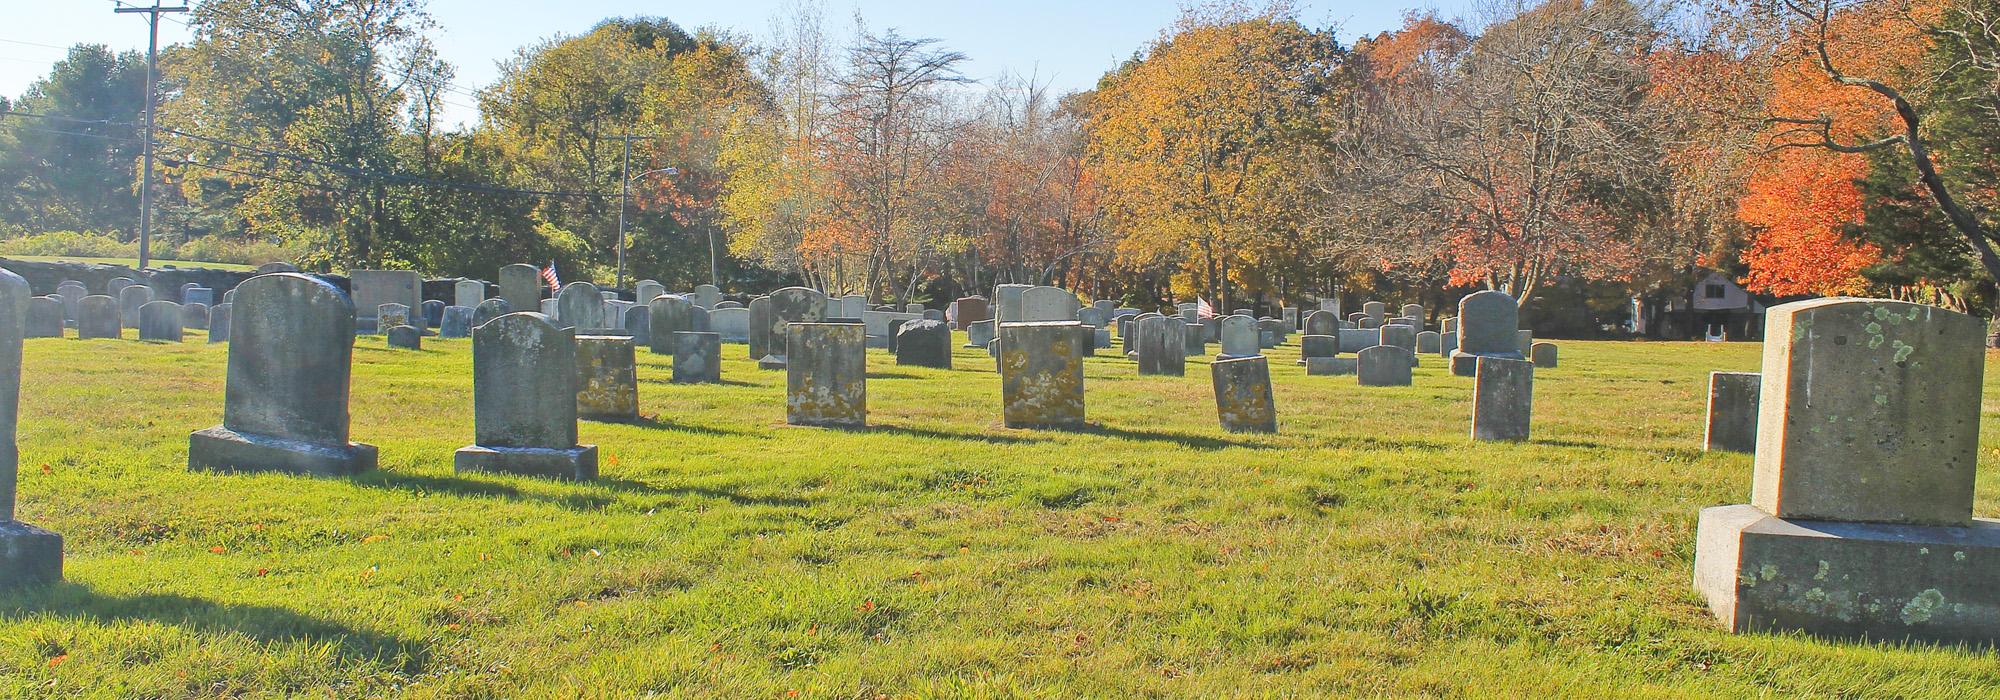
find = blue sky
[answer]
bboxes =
[6,1,1473,129]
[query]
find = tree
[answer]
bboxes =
[0,45,148,236]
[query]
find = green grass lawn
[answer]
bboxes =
[4,332,1999,697]
[1,256,258,272]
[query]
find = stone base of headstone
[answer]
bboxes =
[1449,350,1523,377]
[0,521,63,588]
[1694,504,2000,645]
[1305,357,1356,376]
[454,444,598,481]
[757,355,786,370]
[188,426,378,477]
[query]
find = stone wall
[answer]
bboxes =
[0,258,493,306]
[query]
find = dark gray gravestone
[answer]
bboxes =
[471,298,512,329]
[689,306,711,333]
[188,273,377,476]
[118,285,153,327]
[965,319,995,349]
[1212,355,1276,433]
[1530,342,1558,368]
[1471,357,1532,441]
[439,306,474,338]
[0,269,62,587]
[77,295,119,339]
[747,296,772,360]
[181,302,209,330]
[1416,331,1441,354]
[894,319,951,369]
[1450,290,1523,376]
[1304,310,1339,336]
[386,325,422,350]
[25,297,62,338]
[454,312,596,480]
[786,323,865,427]
[207,303,231,343]
[138,301,184,342]
[623,305,650,347]
[672,331,723,384]
[1704,371,1758,454]
[1297,334,1336,364]
[1136,315,1185,376]
[648,294,694,355]
[999,322,1085,429]
[1356,345,1413,387]
[421,300,446,329]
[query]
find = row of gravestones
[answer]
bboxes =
[6,266,1998,648]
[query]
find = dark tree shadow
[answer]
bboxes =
[352,471,615,511]
[1063,423,1276,450]
[624,414,761,437]
[0,583,429,673]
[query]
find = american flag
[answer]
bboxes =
[1196,297,1215,319]
[541,261,561,294]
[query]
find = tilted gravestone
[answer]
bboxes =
[575,335,638,421]
[557,282,604,331]
[138,301,184,342]
[786,322,866,427]
[471,298,512,329]
[118,284,153,328]
[673,331,723,384]
[1218,314,1258,358]
[454,279,486,308]
[189,273,377,476]
[207,303,231,343]
[350,270,422,332]
[895,319,952,369]
[1136,315,1185,376]
[647,294,694,355]
[1695,299,2000,645]
[455,312,596,480]
[439,306,474,338]
[181,302,209,330]
[1470,357,1532,441]
[1704,371,1759,454]
[999,322,1086,429]
[1212,355,1276,434]
[1450,290,1524,376]
[498,263,543,314]
[1356,345,1412,387]
[1530,342,1557,368]
[78,295,120,339]
[0,269,62,587]
[25,297,62,339]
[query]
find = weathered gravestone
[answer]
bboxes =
[1123,312,1161,357]
[184,287,214,307]
[623,305,650,347]
[966,319,996,349]
[385,324,421,350]
[188,273,377,476]
[1356,345,1413,387]
[1705,371,1760,454]
[1304,310,1340,337]
[647,294,694,355]
[454,312,596,480]
[1281,307,1299,330]
[1218,315,1258,358]
[77,295,119,339]
[787,323,866,427]
[693,284,722,310]
[181,302,209,330]
[421,300,446,329]
[138,301,184,342]
[1136,315,1185,376]
[439,306,474,338]
[376,303,410,334]
[895,319,952,369]
[1694,299,2000,645]
[454,279,486,308]
[106,277,136,298]
[1337,327,1376,354]
[1530,342,1558,368]
[1022,286,1079,322]
[575,335,638,421]
[1363,301,1386,325]
[747,296,771,360]
[1516,330,1534,358]
[1380,324,1419,366]
[1401,304,1423,322]
[999,322,1086,429]
[635,280,665,306]
[0,269,62,587]
[56,281,85,322]
[557,282,604,331]
[207,303,231,343]
[993,285,1031,326]
[759,287,826,367]
[673,331,723,384]
[118,284,153,328]
[1450,290,1524,377]
[1305,357,1357,376]
[471,298,512,329]
[25,298,62,338]
[350,270,421,332]
[1297,334,1336,365]
[1416,331,1441,354]
[1078,307,1105,329]
[1212,355,1276,434]
[1471,357,1532,441]
[710,307,751,343]
[498,263,544,314]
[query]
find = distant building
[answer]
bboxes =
[1643,271,1768,341]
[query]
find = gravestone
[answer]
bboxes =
[761,287,826,367]
[648,295,694,355]
[138,301,184,342]
[955,296,991,330]
[439,306,474,338]
[1078,307,1105,329]
[693,284,722,310]
[690,306,711,333]
[254,262,299,274]
[557,282,604,331]
[1136,315,1185,376]
[77,296,119,339]
[189,273,376,476]
[56,282,85,323]
[207,303,231,343]
[454,279,486,308]
[993,284,1031,326]
[672,331,723,384]
[710,307,751,343]
[624,305,650,346]
[999,322,1085,429]
[839,294,865,319]
[923,309,943,321]
[716,300,743,310]
[1530,342,1557,368]
[1218,315,1258,358]
[966,319,996,349]
[904,303,925,315]
[1401,304,1423,322]
[421,300,447,329]
[1450,290,1524,376]
[1363,301,1386,325]
[1123,312,1161,356]
[1078,324,1101,358]
[1181,317,1205,356]
[1443,317,1458,334]
[25,298,62,338]
[1305,357,1357,376]
[1280,307,1299,330]
[471,298,512,329]
[1380,324,1418,366]
[350,270,422,332]
[1359,317,1382,330]
[1471,357,1532,441]
[1516,330,1534,357]
[181,302,209,330]
[454,312,596,480]
[376,303,410,333]
[747,296,771,360]
[1356,345,1412,386]
[1304,310,1340,337]
[498,263,543,313]
[386,325,422,350]
[0,268,62,587]
[1694,299,2000,645]
[1256,318,1284,348]
[184,287,214,307]
[1022,286,1079,322]
[1439,331,1456,357]
[1416,331,1441,354]
[118,285,153,327]
[786,322,866,427]
[895,319,952,369]
[1092,300,1117,319]
[107,277,135,298]
[635,280,665,306]
[1212,355,1276,433]
[1705,371,1759,454]
[1298,334,1337,364]
[575,335,638,421]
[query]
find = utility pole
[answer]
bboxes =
[116,0,188,272]
[611,134,655,291]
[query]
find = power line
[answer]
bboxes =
[159,155,356,194]
[0,121,140,143]
[158,127,611,198]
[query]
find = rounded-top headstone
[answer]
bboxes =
[1455,291,1521,356]
[557,282,603,330]
[471,298,513,329]
[473,312,578,449]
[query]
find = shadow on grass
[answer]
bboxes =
[595,476,815,508]
[848,423,1049,445]
[865,371,923,380]
[1065,423,1276,450]
[0,583,429,673]
[1314,435,1456,452]
[353,471,617,511]
[620,415,762,437]
[638,377,760,388]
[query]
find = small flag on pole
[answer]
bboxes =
[541,261,561,294]
[1196,297,1215,319]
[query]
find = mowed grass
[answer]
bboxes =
[4,330,2000,697]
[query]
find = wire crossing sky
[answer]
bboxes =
[5,0,1474,130]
